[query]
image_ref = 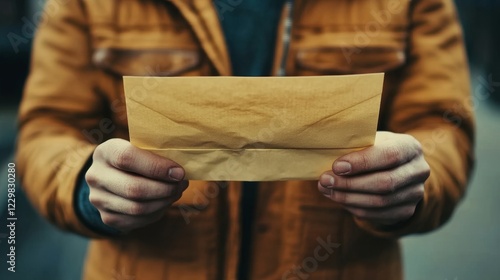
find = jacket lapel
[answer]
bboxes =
[167,0,231,76]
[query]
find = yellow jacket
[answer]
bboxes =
[17,0,474,279]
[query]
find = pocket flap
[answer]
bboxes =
[297,47,405,74]
[92,48,201,76]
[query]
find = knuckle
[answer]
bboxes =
[354,152,371,171]
[85,169,97,186]
[128,202,148,215]
[93,143,106,159]
[419,160,431,179]
[373,196,390,207]
[409,135,423,154]
[124,182,144,200]
[418,184,425,194]
[377,174,396,193]
[113,145,135,170]
[414,184,425,200]
[100,213,118,227]
[412,158,431,183]
[94,139,118,159]
[88,191,100,207]
[401,205,417,219]
[383,145,402,165]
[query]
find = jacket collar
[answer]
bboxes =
[166,0,232,76]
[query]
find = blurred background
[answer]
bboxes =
[0,0,499,279]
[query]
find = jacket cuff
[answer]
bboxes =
[74,160,122,236]
[55,143,112,238]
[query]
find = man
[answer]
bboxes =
[17,0,474,279]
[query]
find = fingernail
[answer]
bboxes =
[168,167,184,181]
[320,174,335,188]
[334,161,351,175]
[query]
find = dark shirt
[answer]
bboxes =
[216,1,286,278]
[216,0,286,76]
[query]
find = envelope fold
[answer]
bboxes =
[142,148,364,181]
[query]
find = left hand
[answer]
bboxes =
[318,131,430,226]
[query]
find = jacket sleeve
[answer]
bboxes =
[355,0,475,237]
[16,0,105,238]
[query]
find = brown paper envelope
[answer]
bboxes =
[123,73,384,181]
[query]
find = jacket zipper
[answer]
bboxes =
[276,0,295,76]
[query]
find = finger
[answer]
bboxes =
[95,138,185,182]
[89,187,182,216]
[99,209,166,232]
[318,182,424,208]
[86,163,189,201]
[332,134,422,175]
[319,156,430,194]
[344,203,420,225]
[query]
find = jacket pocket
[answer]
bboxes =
[291,27,408,75]
[89,47,207,145]
[92,48,201,77]
[296,46,405,75]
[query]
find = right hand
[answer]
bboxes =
[85,138,188,233]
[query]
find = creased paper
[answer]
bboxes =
[123,74,384,181]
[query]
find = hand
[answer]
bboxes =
[85,138,188,232]
[318,131,430,226]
